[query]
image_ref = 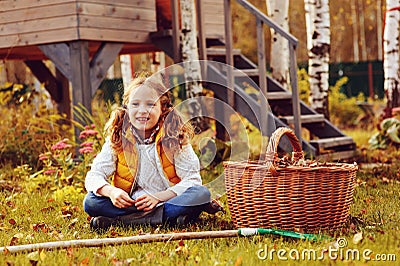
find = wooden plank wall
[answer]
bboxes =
[77,0,156,43]
[202,0,224,40]
[0,0,157,50]
[0,1,78,49]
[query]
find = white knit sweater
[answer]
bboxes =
[84,139,202,197]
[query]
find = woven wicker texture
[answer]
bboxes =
[223,127,357,232]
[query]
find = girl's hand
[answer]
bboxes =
[135,194,160,211]
[108,187,135,208]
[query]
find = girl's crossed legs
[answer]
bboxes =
[83,185,212,223]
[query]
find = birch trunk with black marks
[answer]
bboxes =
[304,0,331,119]
[120,55,132,89]
[180,0,206,132]
[383,0,400,116]
[266,0,290,90]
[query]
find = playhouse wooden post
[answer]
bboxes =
[55,69,72,121]
[69,41,92,114]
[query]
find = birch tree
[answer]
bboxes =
[180,0,206,132]
[383,0,400,116]
[304,0,331,118]
[120,55,133,89]
[266,0,290,89]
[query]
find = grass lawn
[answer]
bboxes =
[0,132,399,265]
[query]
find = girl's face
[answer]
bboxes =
[127,86,162,137]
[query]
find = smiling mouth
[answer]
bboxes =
[136,117,149,122]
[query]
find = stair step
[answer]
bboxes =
[317,150,357,161]
[233,69,260,76]
[151,30,356,160]
[280,114,325,124]
[266,91,292,100]
[310,136,355,149]
[207,47,242,56]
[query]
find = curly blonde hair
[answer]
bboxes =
[105,74,194,154]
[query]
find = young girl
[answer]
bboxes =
[83,74,222,231]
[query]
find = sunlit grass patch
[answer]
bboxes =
[0,161,399,265]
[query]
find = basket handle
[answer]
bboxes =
[265,127,304,175]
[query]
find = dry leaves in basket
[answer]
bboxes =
[273,155,357,168]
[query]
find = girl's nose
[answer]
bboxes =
[138,104,148,113]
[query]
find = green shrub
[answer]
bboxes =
[298,69,365,128]
[298,68,310,104]
[0,83,67,167]
[25,103,108,195]
[25,124,103,196]
[328,77,365,128]
[369,117,400,149]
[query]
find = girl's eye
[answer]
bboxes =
[131,103,139,107]
[147,103,155,107]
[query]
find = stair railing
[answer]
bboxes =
[168,0,301,140]
[224,0,302,141]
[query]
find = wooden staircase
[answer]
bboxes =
[150,2,356,161]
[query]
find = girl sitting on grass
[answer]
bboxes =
[83,74,223,231]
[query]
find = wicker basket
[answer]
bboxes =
[223,127,357,232]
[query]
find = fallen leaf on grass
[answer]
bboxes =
[153,227,160,234]
[27,251,39,261]
[363,197,372,204]
[377,229,385,234]
[3,247,10,255]
[31,223,47,232]
[353,232,363,244]
[9,237,19,246]
[61,205,80,217]
[234,256,243,266]
[49,230,64,240]
[174,240,190,255]
[26,250,47,265]
[145,251,155,260]
[68,218,79,228]
[39,250,46,261]
[66,247,74,258]
[175,245,188,254]
[80,257,89,266]
[8,219,16,225]
[6,201,15,208]
[0,224,10,231]
[40,206,55,212]
[25,234,35,242]
[61,213,72,218]
[93,251,107,260]
[111,257,126,266]
[73,231,80,239]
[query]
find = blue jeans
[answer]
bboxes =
[83,186,211,222]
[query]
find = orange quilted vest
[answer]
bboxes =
[112,128,180,194]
